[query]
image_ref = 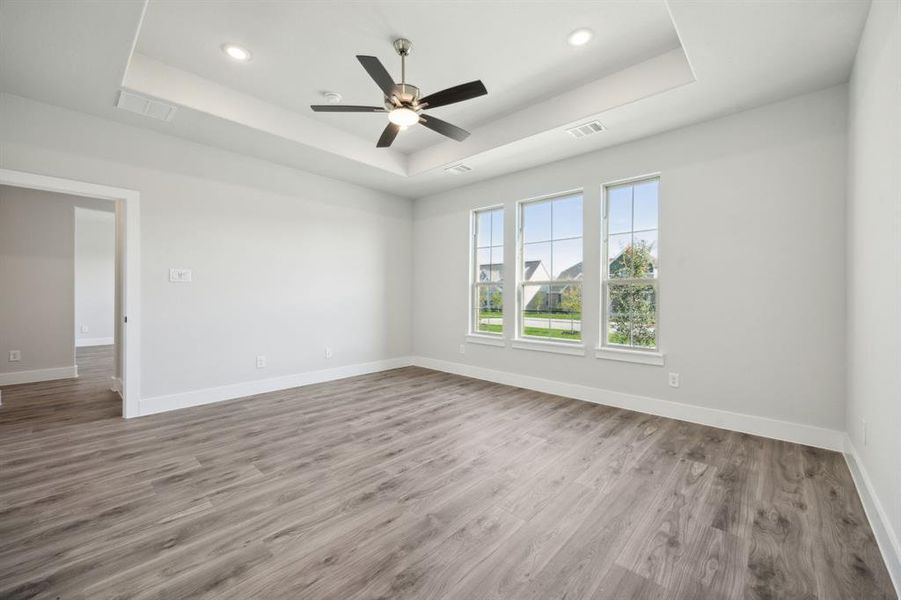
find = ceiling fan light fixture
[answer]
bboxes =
[567,28,593,46]
[222,43,252,62]
[388,107,419,127]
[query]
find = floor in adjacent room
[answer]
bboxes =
[0,353,895,599]
[0,345,120,431]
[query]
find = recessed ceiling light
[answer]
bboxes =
[567,28,593,47]
[222,44,252,62]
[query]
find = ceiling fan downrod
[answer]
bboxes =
[393,38,412,92]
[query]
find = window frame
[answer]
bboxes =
[469,204,505,338]
[600,174,661,355]
[515,189,585,346]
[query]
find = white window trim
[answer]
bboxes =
[466,333,506,347]
[515,189,586,352]
[512,338,587,356]
[599,174,662,358]
[595,346,664,366]
[469,205,505,338]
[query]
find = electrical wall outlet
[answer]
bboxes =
[8,350,21,362]
[668,372,680,388]
[256,355,266,369]
[325,347,333,359]
[80,325,89,334]
[459,344,466,354]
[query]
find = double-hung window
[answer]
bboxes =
[519,192,583,342]
[603,177,659,350]
[471,207,504,335]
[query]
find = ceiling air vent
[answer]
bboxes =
[444,164,472,175]
[116,90,177,122]
[566,120,605,139]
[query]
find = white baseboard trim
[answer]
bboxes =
[0,365,78,386]
[138,356,414,417]
[843,436,901,594]
[76,337,115,347]
[411,356,845,451]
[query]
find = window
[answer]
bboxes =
[518,193,583,342]
[603,177,659,350]
[471,207,504,335]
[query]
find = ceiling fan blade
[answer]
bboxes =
[420,80,487,109]
[310,105,386,112]
[419,115,470,142]
[377,123,401,148]
[357,55,397,98]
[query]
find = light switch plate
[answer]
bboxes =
[169,268,192,283]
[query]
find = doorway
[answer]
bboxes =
[0,169,140,418]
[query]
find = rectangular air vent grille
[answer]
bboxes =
[444,164,473,175]
[566,120,605,138]
[116,90,177,122]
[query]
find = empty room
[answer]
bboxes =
[0,0,898,598]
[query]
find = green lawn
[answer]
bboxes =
[478,323,581,341]
[523,313,581,321]
[523,327,582,341]
[607,332,657,348]
[480,311,582,320]
[608,331,629,345]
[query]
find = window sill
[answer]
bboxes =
[595,347,665,366]
[466,334,506,347]
[512,338,586,356]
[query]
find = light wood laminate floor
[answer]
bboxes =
[0,348,895,599]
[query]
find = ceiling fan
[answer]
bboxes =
[310,38,487,148]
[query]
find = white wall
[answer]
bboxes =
[0,185,76,374]
[0,94,413,402]
[413,86,848,435]
[74,207,116,346]
[845,0,901,584]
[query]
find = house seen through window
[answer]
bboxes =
[472,207,504,335]
[519,193,583,342]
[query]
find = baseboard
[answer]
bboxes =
[138,356,414,416]
[76,337,114,347]
[843,436,901,593]
[411,356,845,451]
[0,365,78,386]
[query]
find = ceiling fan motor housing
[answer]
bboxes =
[385,84,421,110]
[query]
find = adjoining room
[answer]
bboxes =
[0,1,898,598]
[0,185,122,426]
